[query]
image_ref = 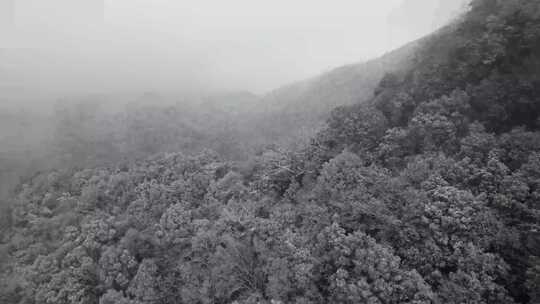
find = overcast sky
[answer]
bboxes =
[1,0,469,97]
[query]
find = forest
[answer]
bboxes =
[1,0,540,303]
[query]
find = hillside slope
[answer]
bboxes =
[248,38,424,149]
[262,39,421,115]
[1,0,540,303]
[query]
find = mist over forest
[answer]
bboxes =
[1,0,540,303]
[0,0,467,195]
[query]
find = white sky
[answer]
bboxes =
[2,0,467,96]
[103,0,406,91]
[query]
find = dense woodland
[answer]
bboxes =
[1,0,540,303]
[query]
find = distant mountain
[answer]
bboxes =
[263,39,421,115]
[258,1,472,123]
[248,35,428,149]
[389,0,470,39]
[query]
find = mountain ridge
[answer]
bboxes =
[2,1,540,303]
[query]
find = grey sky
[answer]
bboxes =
[1,0,469,97]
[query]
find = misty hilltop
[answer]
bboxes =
[1,0,540,304]
[1,0,468,100]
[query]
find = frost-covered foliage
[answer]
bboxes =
[1,0,540,303]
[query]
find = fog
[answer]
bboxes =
[1,0,468,105]
[3,1,540,302]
